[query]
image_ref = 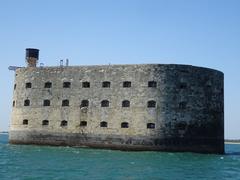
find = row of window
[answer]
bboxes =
[22,119,156,129]
[14,99,158,108]
[17,81,158,89]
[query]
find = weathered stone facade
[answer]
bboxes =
[9,64,224,153]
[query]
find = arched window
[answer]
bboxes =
[179,82,187,89]
[147,123,155,129]
[12,101,15,107]
[82,81,90,88]
[63,82,71,88]
[43,100,50,106]
[81,100,89,108]
[148,81,157,88]
[177,121,187,130]
[44,82,52,88]
[122,100,130,107]
[23,119,28,125]
[80,121,87,127]
[60,120,68,127]
[100,121,108,127]
[147,100,156,108]
[24,99,30,106]
[42,120,49,126]
[25,82,32,88]
[123,81,131,88]
[102,81,111,88]
[62,99,69,106]
[121,122,129,128]
[14,84,16,90]
[179,102,187,109]
[101,100,109,107]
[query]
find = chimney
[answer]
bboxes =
[26,48,39,67]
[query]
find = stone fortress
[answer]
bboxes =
[9,48,224,154]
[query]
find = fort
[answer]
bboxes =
[9,48,224,154]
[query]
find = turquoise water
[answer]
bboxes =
[0,134,240,180]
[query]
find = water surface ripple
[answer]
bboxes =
[0,134,239,180]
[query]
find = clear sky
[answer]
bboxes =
[0,0,239,139]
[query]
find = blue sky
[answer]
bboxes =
[0,0,239,138]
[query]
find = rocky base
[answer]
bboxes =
[9,130,224,154]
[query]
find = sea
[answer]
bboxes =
[0,133,240,180]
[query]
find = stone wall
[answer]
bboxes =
[9,64,224,153]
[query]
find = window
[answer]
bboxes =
[147,100,156,108]
[26,82,32,88]
[123,81,131,88]
[80,121,87,127]
[23,119,28,125]
[24,99,30,106]
[101,100,109,107]
[44,82,52,88]
[148,81,157,88]
[121,122,129,128]
[42,120,49,126]
[62,99,69,106]
[82,81,90,88]
[63,82,71,88]
[122,100,130,107]
[180,82,187,89]
[100,121,108,127]
[14,84,16,90]
[177,121,187,130]
[43,100,50,106]
[147,123,155,129]
[12,101,15,107]
[81,100,89,108]
[102,81,111,88]
[179,102,187,109]
[60,120,68,127]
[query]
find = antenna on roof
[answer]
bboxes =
[66,59,69,66]
[60,60,63,67]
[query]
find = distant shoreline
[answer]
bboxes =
[225,142,240,144]
[0,131,8,134]
[225,141,240,144]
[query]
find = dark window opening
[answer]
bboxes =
[101,100,109,107]
[102,81,111,88]
[23,119,28,125]
[60,120,68,127]
[62,99,69,106]
[43,100,50,106]
[179,102,187,109]
[148,81,157,88]
[123,81,131,88]
[26,82,32,88]
[80,121,87,127]
[24,99,30,106]
[100,121,108,127]
[121,122,129,128]
[63,82,71,88]
[147,100,156,108]
[180,82,187,89]
[13,101,15,107]
[177,121,187,130]
[82,82,90,88]
[81,100,89,108]
[122,100,130,107]
[42,120,49,126]
[147,123,155,129]
[14,84,16,90]
[44,82,52,88]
